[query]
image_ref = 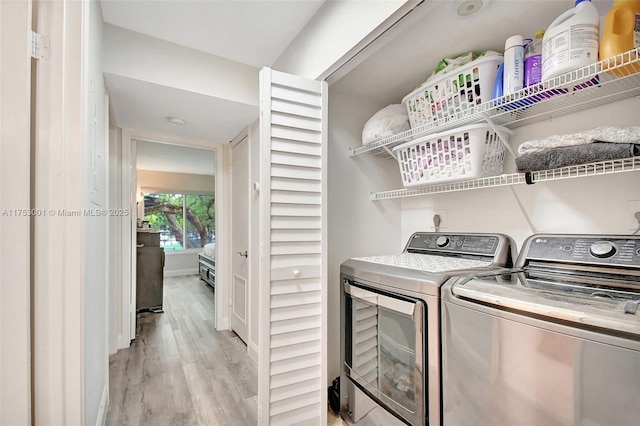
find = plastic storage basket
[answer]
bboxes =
[392,123,512,187]
[402,55,504,128]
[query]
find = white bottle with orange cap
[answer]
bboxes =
[542,0,599,81]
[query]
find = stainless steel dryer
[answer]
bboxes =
[340,233,515,426]
[442,234,640,426]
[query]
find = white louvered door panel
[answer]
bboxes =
[258,68,327,426]
[353,301,379,385]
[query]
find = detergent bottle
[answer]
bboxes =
[524,30,545,86]
[600,0,640,76]
[542,0,599,81]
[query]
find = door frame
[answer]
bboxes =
[0,0,32,422]
[229,129,250,345]
[116,129,226,349]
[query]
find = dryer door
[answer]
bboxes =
[343,279,426,425]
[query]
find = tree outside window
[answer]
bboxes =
[143,193,215,251]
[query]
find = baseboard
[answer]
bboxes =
[164,268,198,277]
[116,333,130,351]
[217,317,229,331]
[96,384,108,426]
[248,341,259,365]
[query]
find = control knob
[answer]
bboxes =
[436,236,450,247]
[589,241,616,258]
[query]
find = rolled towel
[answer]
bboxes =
[518,126,640,155]
[516,142,640,173]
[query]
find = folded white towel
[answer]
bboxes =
[518,126,640,155]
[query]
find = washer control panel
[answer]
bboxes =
[407,233,499,255]
[526,236,640,267]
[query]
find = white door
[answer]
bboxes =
[0,1,32,423]
[258,68,327,425]
[231,134,249,343]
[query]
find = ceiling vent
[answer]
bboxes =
[455,0,489,17]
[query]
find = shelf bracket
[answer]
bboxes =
[525,172,535,185]
[482,113,518,159]
[382,145,396,160]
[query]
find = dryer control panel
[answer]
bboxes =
[406,233,499,256]
[525,235,640,268]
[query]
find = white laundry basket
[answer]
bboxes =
[402,55,504,128]
[392,123,512,187]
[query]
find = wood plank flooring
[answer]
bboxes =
[107,275,257,426]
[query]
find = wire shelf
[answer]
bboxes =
[370,157,640,200]
[352,48,640,157]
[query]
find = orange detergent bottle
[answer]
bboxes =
[600,0,640,76]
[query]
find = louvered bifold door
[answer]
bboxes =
[258,68,327,425]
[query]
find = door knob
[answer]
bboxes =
[237,250,248,258]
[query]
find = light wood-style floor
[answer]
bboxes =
[107,275,258,426]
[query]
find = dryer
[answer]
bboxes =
[340,232,516,425]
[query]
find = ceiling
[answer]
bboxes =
[105,73,258,142]
[100,0,326,68]
[100,0,326,147]
[136,140,215,175]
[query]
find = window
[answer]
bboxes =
[143,193,215,252]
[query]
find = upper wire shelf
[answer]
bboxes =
[352,48,640,158]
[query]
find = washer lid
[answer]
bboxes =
[451,272,640,338]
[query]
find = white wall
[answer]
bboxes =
[327,90,403,385]
[164,251,199,277]
[102,23,258,106]
[400,97,640,250]
[83,1,109,424]
[137,169,215,195]
[273,0,412,80]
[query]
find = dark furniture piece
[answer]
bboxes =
[199,253,215,288]
[136,231,164,312]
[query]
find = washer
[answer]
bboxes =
[442,234,640,425]
[340,232,515,425]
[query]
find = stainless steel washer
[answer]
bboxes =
[442,234,640,425]
[340,233,515,426]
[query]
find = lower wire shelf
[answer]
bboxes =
[370,157,640,201]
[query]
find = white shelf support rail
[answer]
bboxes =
[382,144,396,160]
[370,157,640,201]
[482,113,518,159]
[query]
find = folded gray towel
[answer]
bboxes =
[517,126,640,155]
[516,142,640,173]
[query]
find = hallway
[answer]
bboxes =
[107,275,257,425]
